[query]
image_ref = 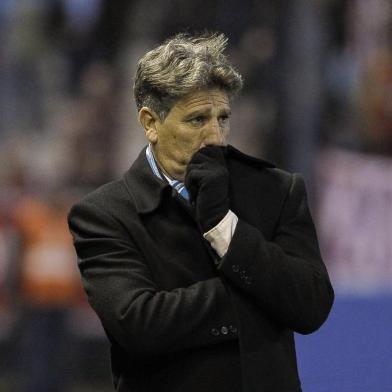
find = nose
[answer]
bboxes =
[203,118,224,146]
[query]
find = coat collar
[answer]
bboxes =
[123,146,172,214]
[123,144,275,214]
[225,144,275,169]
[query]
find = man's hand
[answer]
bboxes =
[184,145,229,232]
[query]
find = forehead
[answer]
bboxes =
[173,89,230,113]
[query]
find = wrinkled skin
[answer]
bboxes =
[139,89,231,180]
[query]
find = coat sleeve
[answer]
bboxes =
[218,173,334,334]
[67,199,238,360]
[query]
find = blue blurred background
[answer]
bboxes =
[0,0,391,391]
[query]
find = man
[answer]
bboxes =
[68,32,334,392]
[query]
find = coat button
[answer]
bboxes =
[232,264,240,273]
[221,326,228,335]
[211,328,220,336]
[229,325,238,334]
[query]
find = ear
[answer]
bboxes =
[138,107,161,144]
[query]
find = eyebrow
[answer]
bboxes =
[184,109,208,120]
[184,107,231,120]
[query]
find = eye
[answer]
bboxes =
[218,114,230,125]
[189,116,206,127]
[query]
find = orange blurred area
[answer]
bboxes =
[13,196,84,307]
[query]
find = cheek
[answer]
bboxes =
[177,134,205,165]
[174,129,202,150]
[222,126,230,140]
[159,129,196,162]
[222,120,230,134]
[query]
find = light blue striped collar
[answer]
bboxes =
[146,143,163,180]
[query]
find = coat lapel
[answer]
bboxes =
[123,146,172,214]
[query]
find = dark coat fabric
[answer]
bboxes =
[68,145,334,392]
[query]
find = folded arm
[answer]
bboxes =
[216,173,334,334]
[68,201,238,360]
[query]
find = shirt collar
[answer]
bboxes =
[145,143,163,180]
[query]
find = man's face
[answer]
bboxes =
[147,89,231,180]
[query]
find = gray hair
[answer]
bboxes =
[133,32,243,120]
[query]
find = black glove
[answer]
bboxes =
[184,145,229,232]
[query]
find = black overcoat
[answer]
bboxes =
[68,145,334,392]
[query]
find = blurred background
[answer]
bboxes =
[0,0,391,391]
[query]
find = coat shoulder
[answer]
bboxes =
[226,145,293,193]
[69,177,137,221]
